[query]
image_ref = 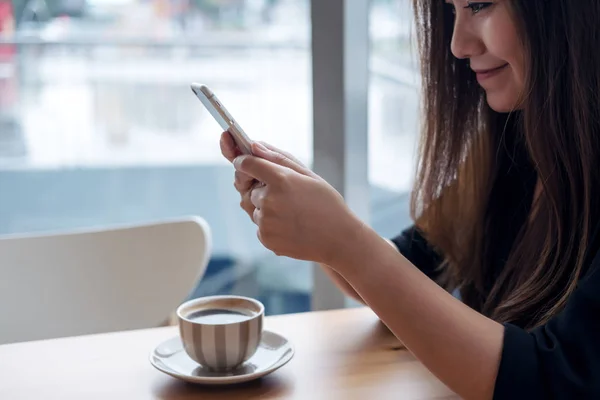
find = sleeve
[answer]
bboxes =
[493,251,600,399]
[390,225,443,281]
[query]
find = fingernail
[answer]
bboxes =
[233,156,245,169]
[253,142,268,153]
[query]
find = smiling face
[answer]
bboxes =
[446,0,526,112]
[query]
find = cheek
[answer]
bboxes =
[502,38,526,92]
[484,5,525,87]
[482,14,526,109]
[495,37,525,104]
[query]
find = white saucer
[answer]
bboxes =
[149,330,294,385]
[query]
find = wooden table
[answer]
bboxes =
[0,308,456,399]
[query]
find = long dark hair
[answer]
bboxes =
[411,0,600,329]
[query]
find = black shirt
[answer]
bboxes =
[390,142,600,399]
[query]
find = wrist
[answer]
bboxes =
[324,213,375,274]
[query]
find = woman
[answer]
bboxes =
[221,1,600,398]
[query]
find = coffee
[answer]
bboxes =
[178,295,265,370]
[187,309,252,324]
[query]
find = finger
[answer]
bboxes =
[256,227,264,248]
[240,191,255,220]
[251,142,313,177]
[250,185,267,210]
[234,177,264,195]
[220,131,241,162]
[257,141,304,166]
[234,170,256,193]
[253,207,263,226]
[233,155,288,185]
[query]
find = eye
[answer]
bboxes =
[463,1,493,15]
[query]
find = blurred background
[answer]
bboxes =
[0,0,419,315]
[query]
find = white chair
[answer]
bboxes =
[0,216,211,345]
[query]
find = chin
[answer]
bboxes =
[485,91,523,113]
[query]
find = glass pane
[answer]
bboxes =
[1,0,311,316]
[369,0,419,239]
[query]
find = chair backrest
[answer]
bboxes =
[0,216,211,345]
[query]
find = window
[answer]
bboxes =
[0,0,419,313]
[369,0,419,239]
[0,0,312,315]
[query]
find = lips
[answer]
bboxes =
[473,64,509,81]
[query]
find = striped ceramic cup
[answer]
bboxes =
[177,295,264,371]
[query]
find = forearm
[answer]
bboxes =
[330,224,504,400]
[318,238,399,305]
[318,263,365,304]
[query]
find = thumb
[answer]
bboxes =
[233,155,288,185]
[251,142,314,177]
[257,141,305,167]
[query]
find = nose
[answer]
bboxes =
[450,16,485,60]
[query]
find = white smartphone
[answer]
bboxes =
[191,83,254,155]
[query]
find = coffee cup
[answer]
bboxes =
[177,295,264,371]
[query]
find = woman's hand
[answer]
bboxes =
[221,131,368,301]
[220,131,258,219]
[219,131,307,220]
[223,135,365,265]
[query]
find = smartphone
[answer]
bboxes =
[191,83,254,155]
